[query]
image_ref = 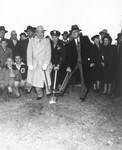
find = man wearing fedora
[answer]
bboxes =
[26,25,52,100]
[60,25,92,101]
[19,26,35,64]
[0,26,8,42]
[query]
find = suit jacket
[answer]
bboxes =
[19,38,29,64]
[50,39,66,66]
[0,46,13,67]
[66,35,92,86]
[7,39,20,59]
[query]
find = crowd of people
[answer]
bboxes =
[0,25,121,104]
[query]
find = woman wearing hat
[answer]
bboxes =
[90,35,103,92]
[101,35,117,95]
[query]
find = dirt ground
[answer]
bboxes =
[0,87,122,150]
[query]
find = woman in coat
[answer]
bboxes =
[90,35,103,92]
[101,35,117,94]
[27,25,52,100]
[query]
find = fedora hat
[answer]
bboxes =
[24,26,34,32]
[0,26,8,33]
[115,33,121,40]
[36,25,46,32]
[99,29,108,35]
[91,35,99,41]
[70,25,82,31]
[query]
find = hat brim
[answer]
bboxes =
[0,30,8,33]
[24,29,34,32]
[62,33,69,36]
[36,30,47,32]
[69,29,82,32]
[99,31,107,35]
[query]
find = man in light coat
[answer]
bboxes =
[27,25,52,100]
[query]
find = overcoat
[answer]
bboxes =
[27,37,52,88]
[66,35,92,87]
[90,44,103,83]
[101,44,117,83]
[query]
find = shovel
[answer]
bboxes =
[49,66,59,104]
[43,70,51,93]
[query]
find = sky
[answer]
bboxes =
[1,0,122,43]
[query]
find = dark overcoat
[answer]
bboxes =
[66,35,92,86]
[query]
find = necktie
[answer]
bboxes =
[76,39,81,64]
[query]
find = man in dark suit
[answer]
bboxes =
[7,30,20,59]
[60,25,92,101]
[19,26,35,65]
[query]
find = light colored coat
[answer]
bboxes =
[27,37,52,88]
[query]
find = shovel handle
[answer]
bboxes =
[44,70,50,92]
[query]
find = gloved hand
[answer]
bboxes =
[8,86,13,93]
[29,65,34,70]
[66,67,71,73]
[90,63,94,67]
[42,64,47,70]
[54,65,59,70]
[101,62,105,67]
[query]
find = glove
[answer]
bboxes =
[29,65,34,70]
[90,63,94,67]
[42,64,47,70]
[101,62,105,67]
[66,67,71,73]
[8,86,13,93]
[54,65,59,70]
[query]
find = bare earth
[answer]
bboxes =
[0,87,122,150]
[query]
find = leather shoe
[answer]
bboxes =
[80,97,86,102]
[25,89,30,94]
[36,97,42,100]
[58,91,64,97]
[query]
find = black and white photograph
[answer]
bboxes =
[0,0,122,149]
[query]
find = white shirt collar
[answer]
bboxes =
[14,62,24,70]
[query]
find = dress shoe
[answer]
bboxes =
[25,89,31,94]
[80,97,86,102]
[36,97,42,100]
[46,92,52,97]
[58,91,64,97]
[16,94,21,98]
